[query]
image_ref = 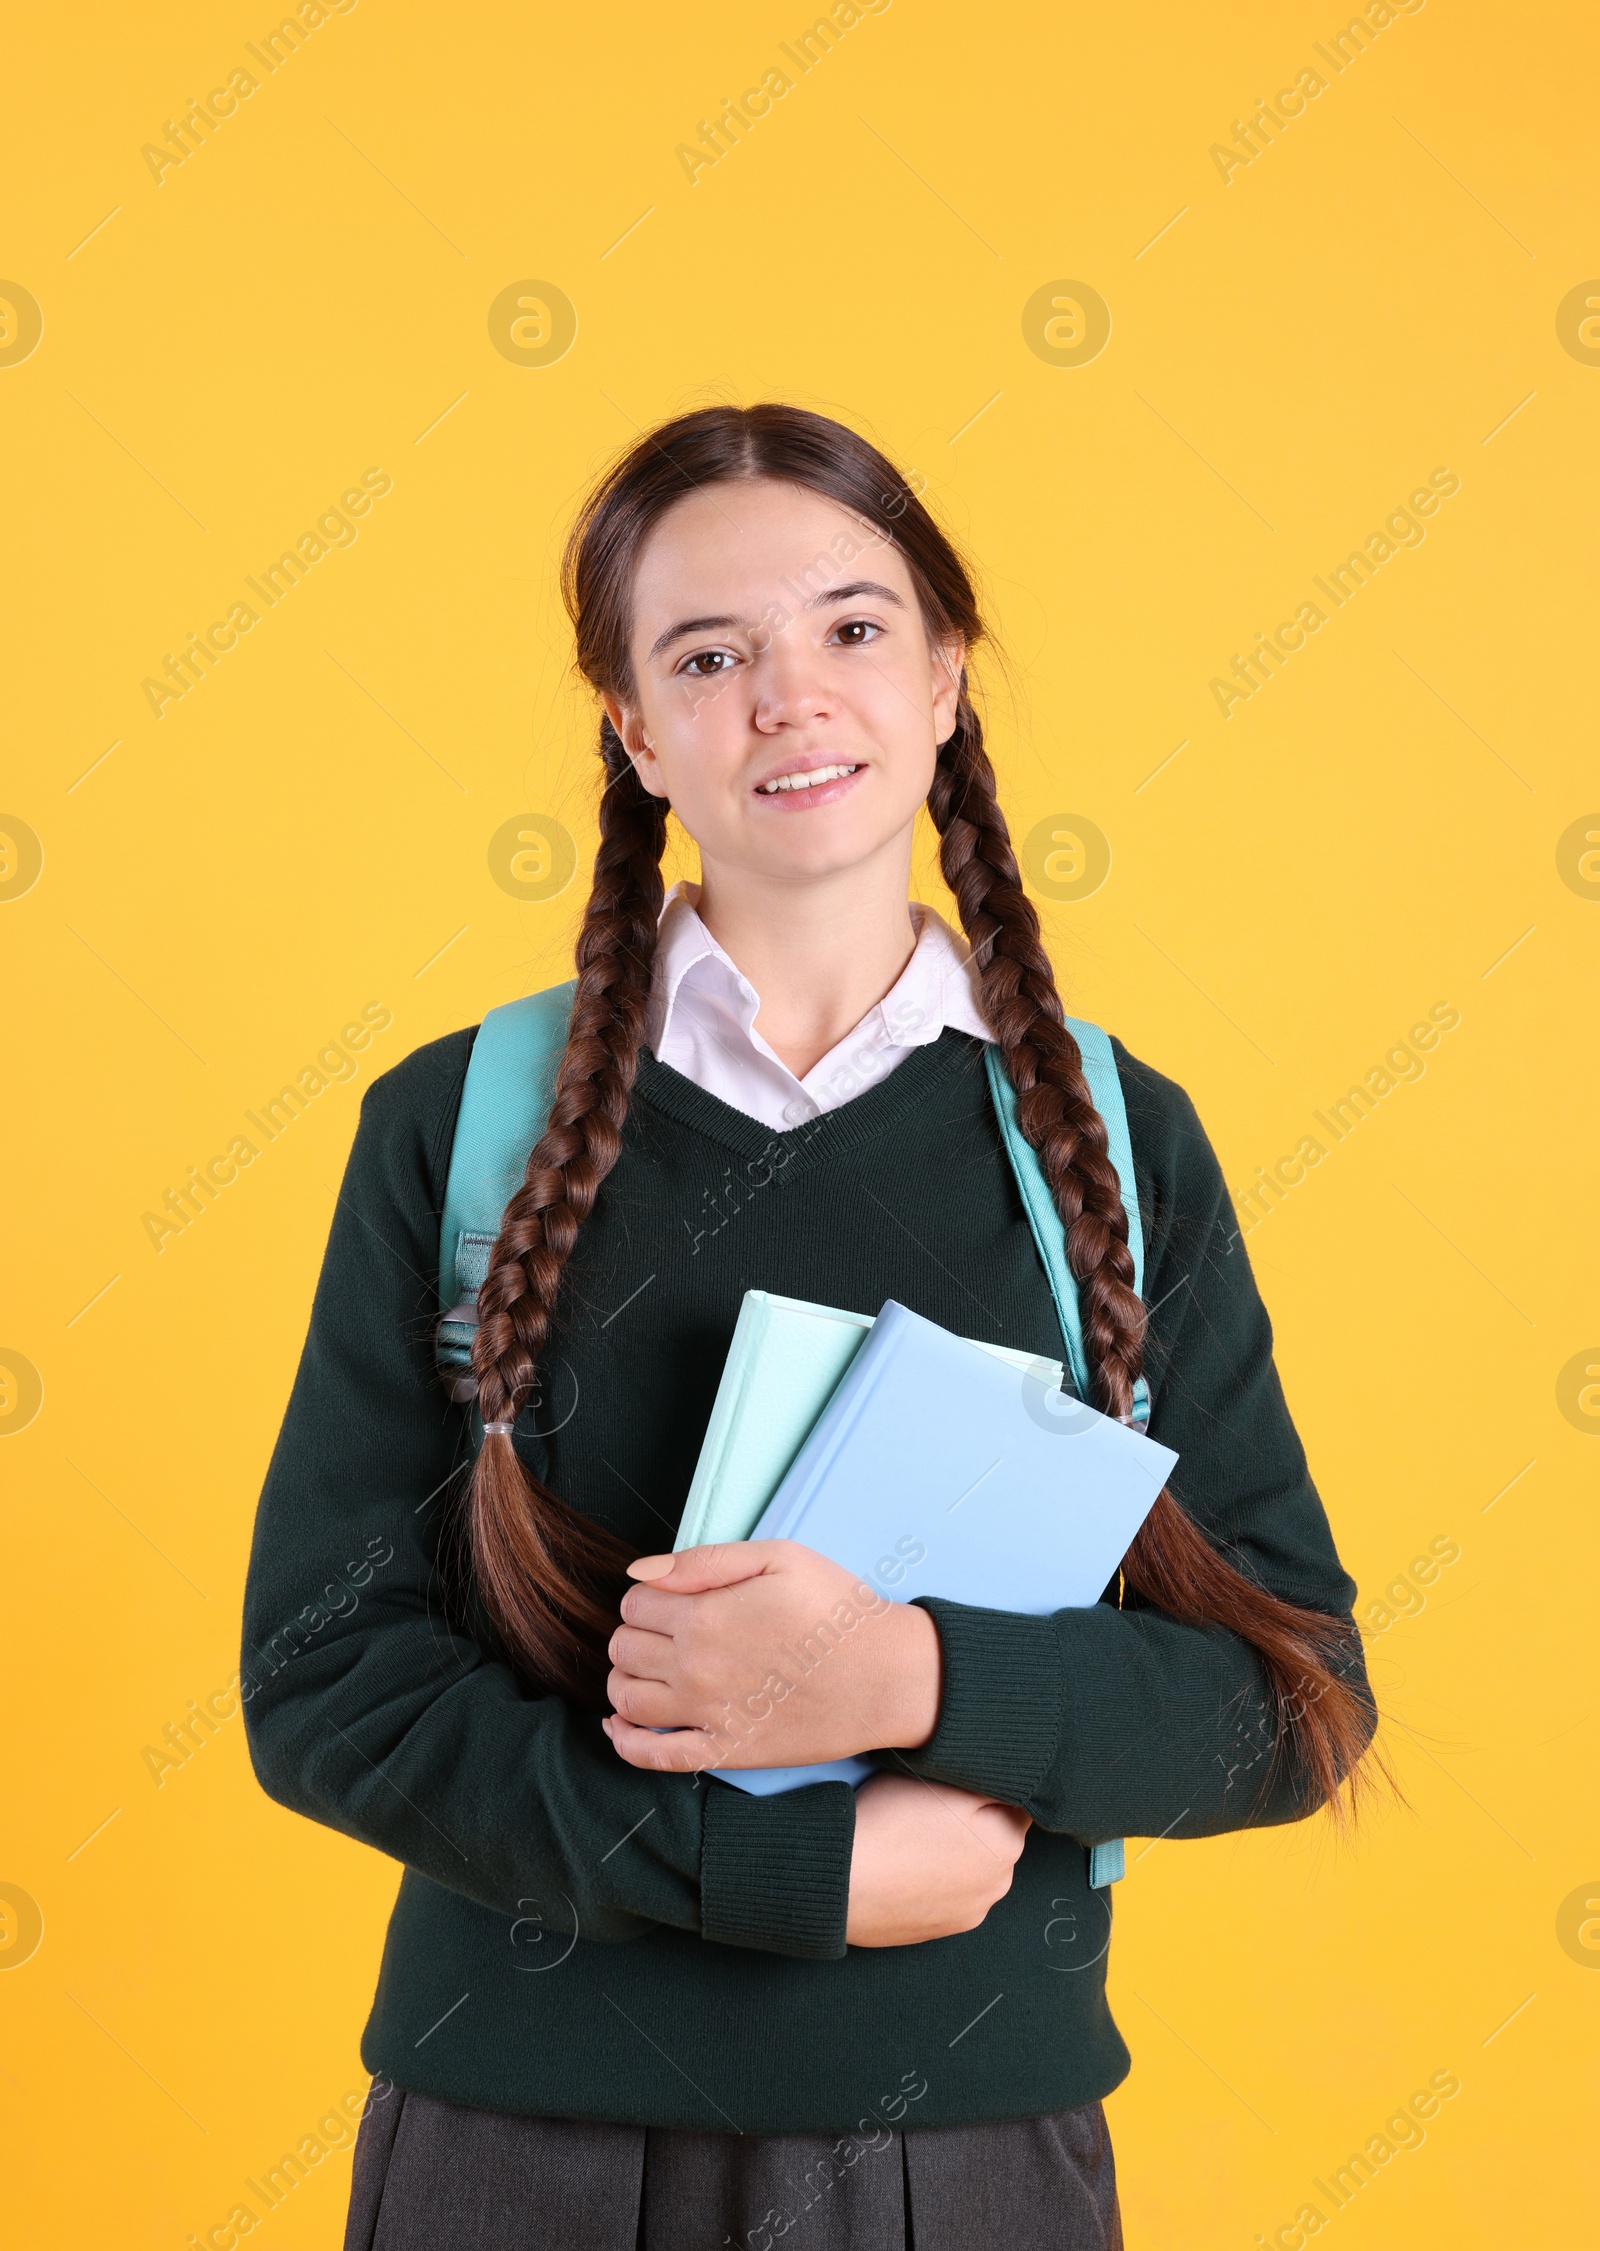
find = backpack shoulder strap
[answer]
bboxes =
[985,1016,1145,1900]
[983,1017,1150,1431]
[435,981,575,1399]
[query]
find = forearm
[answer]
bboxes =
[243,1599,704,1938]
[242,1037,858,1961]
[895,1592,1372,1838]
[245,1483,861,1959]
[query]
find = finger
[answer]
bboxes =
[602,1714,719,1772]
[967,1802,1032,1857]
[913,1783,1026,1862]
[616,1582,691,1633]
[967,1796,1032,1827]
[606,1622,676,1680]
[624,1540,786,1595]
[604,1670,698,1728]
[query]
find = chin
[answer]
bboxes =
[749,808,912,884]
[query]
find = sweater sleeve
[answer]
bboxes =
[239,1031,855,1961]
[895,1040,1375,1839]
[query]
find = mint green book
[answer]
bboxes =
[674,1290,1063,1553]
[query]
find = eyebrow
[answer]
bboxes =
[645,580,907,662]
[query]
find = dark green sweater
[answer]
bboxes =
[241,1023,1371,2134]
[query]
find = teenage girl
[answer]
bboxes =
[242,404,1382,2251]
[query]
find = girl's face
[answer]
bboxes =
[604,479,963,888]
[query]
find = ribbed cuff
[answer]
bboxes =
[896,1597,1065,1805]
[700,1778,856,1960]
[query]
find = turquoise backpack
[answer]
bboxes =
[435,980,1147,1892]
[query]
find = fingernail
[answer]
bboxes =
[627,1554,674,1581]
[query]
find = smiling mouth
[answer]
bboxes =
[755,763,862,794]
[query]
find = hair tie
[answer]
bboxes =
[483,1420,515,1436]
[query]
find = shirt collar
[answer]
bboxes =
[647,881,990,1066]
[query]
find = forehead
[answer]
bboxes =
[628,479,919,623]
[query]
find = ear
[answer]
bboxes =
[929,636,966,747]
[602,691,668,799]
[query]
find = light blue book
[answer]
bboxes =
[674,1290,1062,1555]
[688,1297,1177,1802]
[752,1296,1175,1575]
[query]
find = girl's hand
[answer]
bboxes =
[601,1540,941,1773]
[845,1773,1032,1947]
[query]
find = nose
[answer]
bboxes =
[751,624,834,732]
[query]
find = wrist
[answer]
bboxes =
[870,1600,942,1751]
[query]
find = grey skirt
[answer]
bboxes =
[343,2077,1122,2251]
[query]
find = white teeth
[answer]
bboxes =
[757,763,859,794]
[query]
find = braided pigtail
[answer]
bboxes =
[929,695,1384,1828]
[465,723,665,1704]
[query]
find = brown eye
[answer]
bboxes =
[831,619,881,646]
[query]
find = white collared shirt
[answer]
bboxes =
[646,882,992,1131]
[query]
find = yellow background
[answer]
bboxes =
[3,0,1596,2242]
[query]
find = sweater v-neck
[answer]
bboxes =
[630,1025,989,1171]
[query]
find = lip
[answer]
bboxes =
[750,752,867,811]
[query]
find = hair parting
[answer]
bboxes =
[463,403,1386,1827]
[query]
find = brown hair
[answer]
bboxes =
[468,403,1384,1828]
